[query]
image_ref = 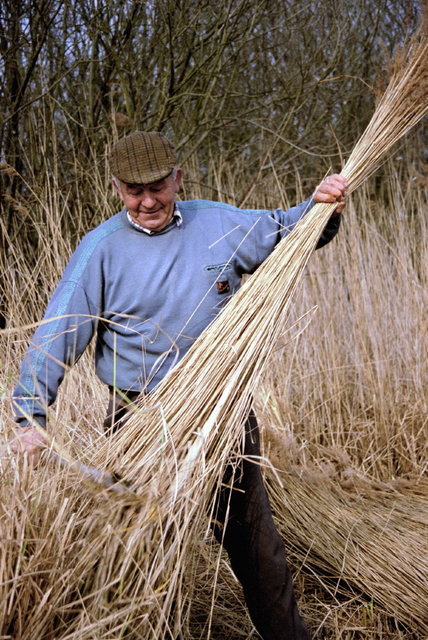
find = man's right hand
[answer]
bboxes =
[12,425,47,467]
[312,174,348,214]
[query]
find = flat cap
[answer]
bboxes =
[109,131,177,184]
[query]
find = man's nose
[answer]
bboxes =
[140,192,156,209]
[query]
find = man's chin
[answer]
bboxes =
[135,213,171,231]
[144,219,164,230]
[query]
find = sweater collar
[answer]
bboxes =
[126,204,182,235]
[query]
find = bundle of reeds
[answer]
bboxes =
[264,424,428,635]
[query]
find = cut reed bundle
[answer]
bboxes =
[265,457,428,635]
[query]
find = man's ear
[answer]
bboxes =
[174,168,183,190]
[112,177,122,199]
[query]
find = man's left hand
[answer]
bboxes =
[313,174,348,215]
[11,425,47,467]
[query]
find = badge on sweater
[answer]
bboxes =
[216,281,230,294]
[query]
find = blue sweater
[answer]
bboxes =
[13,198,340,426]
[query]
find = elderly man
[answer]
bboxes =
[13,131,347,640]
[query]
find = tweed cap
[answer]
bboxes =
[109,131,177,184]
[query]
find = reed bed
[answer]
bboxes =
[0,15,427,640]
[1,180,427,639]
[264,439,428,635]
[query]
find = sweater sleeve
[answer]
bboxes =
[12,279,99,427]
[315,212,341,248]
[272,197,341,248]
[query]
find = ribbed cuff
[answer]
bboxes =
[15,416,47,429]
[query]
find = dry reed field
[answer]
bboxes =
[1,17,428,640]
[1,167,427,640]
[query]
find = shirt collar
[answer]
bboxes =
[126,205,182,234]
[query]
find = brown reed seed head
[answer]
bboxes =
[3,194,30,216]
[342,28,427,192]
[0,161,20,177]
[386,14,428,105]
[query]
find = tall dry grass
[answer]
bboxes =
[257,174,427,636]
[260,166,427,479]
[1,151,427,638]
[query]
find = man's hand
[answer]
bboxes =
[313,174,348,214]
[11,425,47,467]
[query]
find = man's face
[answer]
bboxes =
[114,169,182,232]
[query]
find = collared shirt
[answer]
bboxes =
[126,204,182,234]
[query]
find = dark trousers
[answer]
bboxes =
[104,388,310,640]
